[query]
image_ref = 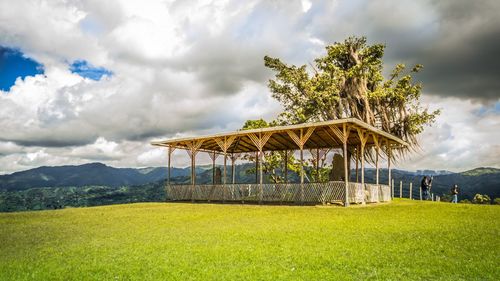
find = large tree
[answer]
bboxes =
[242,36,439,182]
[264,36,439,152]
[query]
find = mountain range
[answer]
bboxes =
[0,163,499,200]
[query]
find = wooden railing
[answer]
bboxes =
[166,182,391,205]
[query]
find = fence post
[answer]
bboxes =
[399,181,402,198]
[431,193,434,201]
[409,182,412,200]
[391,179,394,198]
[420,186,422,200]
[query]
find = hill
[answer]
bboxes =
[0,163,168,191]
[0,201,498,280]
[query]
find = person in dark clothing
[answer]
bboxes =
[451,184,459,203]
[421,176,432,200]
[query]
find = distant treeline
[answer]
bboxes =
[0,182,165,212]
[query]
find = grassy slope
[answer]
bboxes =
[0,200,499,281]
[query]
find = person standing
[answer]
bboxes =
[451,184,459,203]
[421,176,430,200]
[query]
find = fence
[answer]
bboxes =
[391,180,440,202]
[166,181,392,205]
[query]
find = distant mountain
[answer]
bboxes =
[1,163,498,200]
[0,163,168,191]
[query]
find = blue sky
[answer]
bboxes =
[0,46,111,91]
[0,47,44,91]
[69,60,112,81]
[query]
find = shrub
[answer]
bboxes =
[472,194,491,204]
[493,198,500,205]
[459,199,471,204]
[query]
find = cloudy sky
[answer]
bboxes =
[0,0,499,174]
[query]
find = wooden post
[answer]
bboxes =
[391,179,394,199]
[231,153,236,184]
[167,146,172,186]
[355,145,359,183]
[185,140,204,203]
[223,152,227,203]
[247,132,273,205]
[357,129,368,193]
[259,150,263,204]
[375,145,379,185]
[284,150,288,184]
[388,145,392,198]
[191,150,195,202]
[409,182,413,200]
[255,151,259,184]
[300,146,304,203]
[214,136,237,203]
[212,151,216,185]
[432,193,434,201]
[316,148,319,181]
[399,181,402,198]
[420,186,422,200]
[286,127,315,205]
[343,124,349,207]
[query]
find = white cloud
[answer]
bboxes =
[0,0,498,174]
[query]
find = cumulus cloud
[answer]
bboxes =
[0,0,498,174]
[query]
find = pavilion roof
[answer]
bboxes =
[151,118,407,154]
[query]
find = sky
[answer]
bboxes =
[0,0,499,174]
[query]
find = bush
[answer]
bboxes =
[493,198,500,205]
[472,194,491,204]
[459,199,471,204]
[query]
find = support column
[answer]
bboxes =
[343,133,349,207]
[247,132,273,205]
[255,151,259,184]
[167,146,175,186]
[387,142,392,199]
[209,151,217,185]
[185,140,204,202]
[223,152,227,202]
[214,136,237,203]
[286,127,314,205]
[231,153,236,184]
[316,148,320,181]
[373,135,380,186]
[357,129,368,192]
[259,150,263,203]
[327,124,350,207]
[300,146,304,203]
[284,150,288,184]
[355,145,359,183]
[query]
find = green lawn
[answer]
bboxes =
[0,200,499,280]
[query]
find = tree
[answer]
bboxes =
[264,36,440,159]
[241,36,439,181]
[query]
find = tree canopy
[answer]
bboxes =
[263,36,439,151]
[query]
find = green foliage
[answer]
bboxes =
[473,194,492,204]
[0,201,499,280]
[459,199,472,204]
[462,167,500,176]
[0,182,166,212]
[241,119,273,130]
[241,119,302,183]
[494,198,500,205]
[264,36,440,155]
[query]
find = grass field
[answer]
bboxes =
[1,200,499,280]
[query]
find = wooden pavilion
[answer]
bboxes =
[151,118,407,206]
